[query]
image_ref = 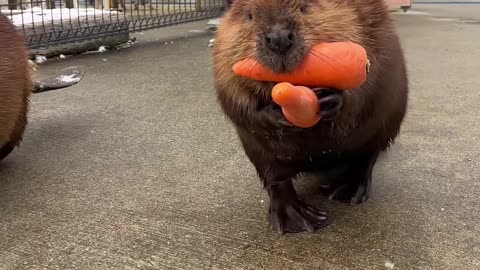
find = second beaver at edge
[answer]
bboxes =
[0,13,86,161]
[213,0,409,234]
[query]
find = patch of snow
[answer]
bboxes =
[208,38,215,47]
[207,18,221,26]
[7,7,113,26]
[385,261,395,269]
[59,54,66,59]
[35,55,47,64]
[58,74,81,84]
[114,39,136,50]
[429,17,456,22]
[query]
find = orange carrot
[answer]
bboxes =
[233,41,368,90]
[271,82,320,128]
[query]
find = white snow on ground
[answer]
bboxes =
[7,7,112,26]
[35,55,47,64]
[208,38,215,47]
[58,74,81,84]
[384,261,395,269]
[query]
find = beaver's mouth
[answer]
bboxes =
[256,43,307,74]
[274,60,291,74]
[257,53,304,74]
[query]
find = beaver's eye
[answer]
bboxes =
[247,12,253,20]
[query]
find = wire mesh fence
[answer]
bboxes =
[1,0,226,50]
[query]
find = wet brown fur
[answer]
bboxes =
[213,0,409,233]
[214,0,408,152]
[0,14,33,160]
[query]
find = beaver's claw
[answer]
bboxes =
[312,87,343,121]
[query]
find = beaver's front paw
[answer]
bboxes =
[258,103,303,133]
[312,88,343,121]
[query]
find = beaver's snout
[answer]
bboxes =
[257,23,305,74]
[264,28,296,55]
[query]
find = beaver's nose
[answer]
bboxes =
[265,29,296,55]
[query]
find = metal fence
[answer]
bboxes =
[1,0,226,50]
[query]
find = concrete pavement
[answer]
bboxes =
[1,5,479,270]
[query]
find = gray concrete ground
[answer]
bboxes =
[412,2,480,20]
[1,5,479,270]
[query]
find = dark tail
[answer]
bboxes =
[33,66,86,93]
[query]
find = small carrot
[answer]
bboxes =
[233,41,368,90]
[272,82,320,128]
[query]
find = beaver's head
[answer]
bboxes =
[220,0,365,73]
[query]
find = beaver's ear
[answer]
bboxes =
[227,0,253,22]
[299,1,309,14]
[226,0,242,16]
[247,11,253,21]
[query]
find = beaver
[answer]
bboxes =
[0,13,32,160]
[213,0,408,234]
[0,14,85,161]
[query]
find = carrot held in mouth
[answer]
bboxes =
[232,41,369,90]
[233,41,369,128]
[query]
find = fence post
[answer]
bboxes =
[103,0,111,10]
[45,0,56,9]
[195,0,202,12]
[65,0,74,8]
[113,0,119,9]
[7,0,17,10]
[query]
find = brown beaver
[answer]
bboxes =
[0,14,85,161]
[0,14,32,160]
[213,0,408,234]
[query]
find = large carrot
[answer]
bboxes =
[271,82,320,128]
[232,41,368,90]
